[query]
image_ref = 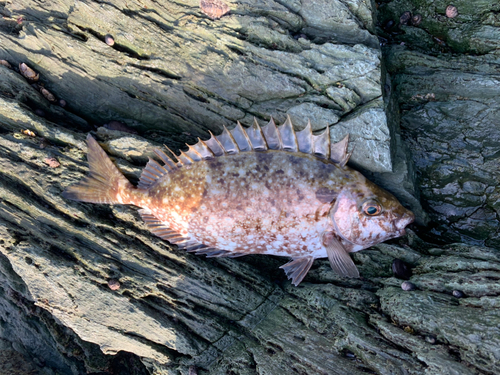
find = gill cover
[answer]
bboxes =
[331,188,387,247]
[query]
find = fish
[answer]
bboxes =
[63,117,415,285]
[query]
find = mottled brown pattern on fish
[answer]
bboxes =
[129,163,208,236]
[63,118,415,285]
[153,151,353,256]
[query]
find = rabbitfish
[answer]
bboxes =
[63,117,414,285]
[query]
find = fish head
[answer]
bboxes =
[329,178,414,250]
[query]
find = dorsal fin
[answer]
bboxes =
[154,149,177,170]
[178,150,194,165]
[246,118,267,151]
[138,158,169,189]
[205,131,225,156]
[261,118,282,150]
[185,144,202,161]
[278,115,298,152]
[192,138,215,160]
[330,134,351,167]
[230,122,252,151]
[216,125,239,154]
[296,120,313,154]
[152,119,351,175]
[312,128,330,159]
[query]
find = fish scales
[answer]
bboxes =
[63,116,415,286]
[146,151,350,257]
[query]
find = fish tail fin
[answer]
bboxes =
[62,135,132,204]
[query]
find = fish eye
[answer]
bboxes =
[361,200,382,216]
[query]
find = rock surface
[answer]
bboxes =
[0,0,499,374]
[378,0,500,246]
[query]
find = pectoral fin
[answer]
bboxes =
[280,257,314,286]
[323,232,359,278]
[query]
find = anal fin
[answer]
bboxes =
[138,209,189,244]
[188,246,245,258]
[279,257,314,286]
[322,231,359,278]
[138,209,245,258]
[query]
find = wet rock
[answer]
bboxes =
[104,120,138,134]
[3,0,497,373]
[383,10,500,243]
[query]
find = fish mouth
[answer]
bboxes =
[395,211,415,231]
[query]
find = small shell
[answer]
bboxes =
[0,60,12,68]
[399,11,412,26]
[104,34,115,46]
[343,350,356,359]
[445,5,458,18]
[108,279,121,290]
[383,20,395,31]
[412,14,422,26]
[19,62,39,82]
[200,0,230,20]
[44,157,60,168]
[58,99,67,107]
[403,326,415,334]
[40,87,57,102]
[392,259,412,280]
[22,129,36,137]
[452,290,464,298]
[401,281,416,291]
[188,365,197,375]
[34,109,45,117]
[425,335,437,344]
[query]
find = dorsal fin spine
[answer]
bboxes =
[330,134,351,167]
[216,125,239,154]
[192,138,215,159]
[245,118,268,151]
[312,127,330,159]
[154,149,176,170]
[230,122,252,151]
[261,117,282,150]
[147,158,168,175]
[185,144,202,161]
[278,115,298,152]
[154,119,350,170]
[138,157,170,189]
[205,131,225,156]
[178,151,194,165]
[296,120,313,153]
